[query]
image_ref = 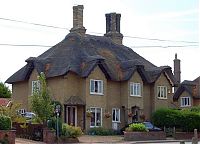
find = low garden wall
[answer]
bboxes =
[174,132,200,140]
[124,131,166,141]
[0,130,16,144]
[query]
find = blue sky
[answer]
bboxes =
[0,0,199,85]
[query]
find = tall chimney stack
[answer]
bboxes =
[174,53,181,91]
[104,13,123,45]
[70,5,86,36]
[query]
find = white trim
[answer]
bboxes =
[112,108,120,123]
[180,97,191,107]
[157,86,167,99]
[90,79,104,95]
[130,82,141,97]
[89,107,102,128]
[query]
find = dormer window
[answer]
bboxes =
[90,79,103,95]
[181,97,191,107]
[130,82,141,97]
[157,86,167,99]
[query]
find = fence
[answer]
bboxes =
[12,122,44,141]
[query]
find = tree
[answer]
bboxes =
[30,72,54,125]
[0,82,11,98]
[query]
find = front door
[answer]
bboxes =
[66,106,77,126]
[132,106,139,122]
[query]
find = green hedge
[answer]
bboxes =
[88,127,117,135]
[152,108,200,132]
[0,115,11,130]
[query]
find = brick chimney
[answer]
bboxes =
[70,5,86,36]
[174,53,181,91]
[104,13,123,45]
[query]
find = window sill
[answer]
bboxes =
[90,92,104,96]
[112,121,121,123]
[130,95,142,97]
[157,97,167,100]
[180,105,191,107]
[90,126,101,128]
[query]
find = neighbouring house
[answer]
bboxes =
[0,98,11,107]
[173,77,200,108]
[6,5,177,131]
[173,54,200,108]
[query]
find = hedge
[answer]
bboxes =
[0,115,11,130]
[151,108,200,132]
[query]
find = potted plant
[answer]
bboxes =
[86,110,92,117]
[128,112,133,117]
[139,114,146,121]
[104,112,111,118]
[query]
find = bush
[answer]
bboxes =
[152,108,200,132]
[151,108,181,128]
[0,115,11,130]
[61,124,82,138]
[47,117,62,135]
[88,127,117,135]
[126,123,148,132]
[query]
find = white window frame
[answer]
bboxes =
[130,82,141,97]
[31,80,40,95]
[112,108,120,123]
[157,86,167,99]
[90,107,102,128]
[181,97,191,107]
[90,79,103,95]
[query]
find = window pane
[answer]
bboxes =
[116,109,119,121]
[94,81,98,93]
[96,108,101,126]
[90,80,94,92]
[112,109,115,121]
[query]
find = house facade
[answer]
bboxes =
[173,77,200,108]
[6,5,176,131]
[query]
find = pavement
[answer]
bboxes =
[15,135,199,144]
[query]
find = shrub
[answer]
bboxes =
[88,127,117,135]
[152,108,200,132]
[61,124,82,138]
[47,117,62,135]
[0,115,11,130]
[151,108,181,128]
[127,123,148,132]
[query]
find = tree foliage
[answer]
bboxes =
[0,102,21,122]
[30,72,54,125]
[0,82,11,98]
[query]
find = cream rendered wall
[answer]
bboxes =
[107,80,121,129]
[120,70,144,125]
[12,81,28,110]
[85,66,107,130]
[154,73,173,111]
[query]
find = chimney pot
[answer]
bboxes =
[105,13,123,45]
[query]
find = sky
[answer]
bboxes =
[0,0,199,86]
